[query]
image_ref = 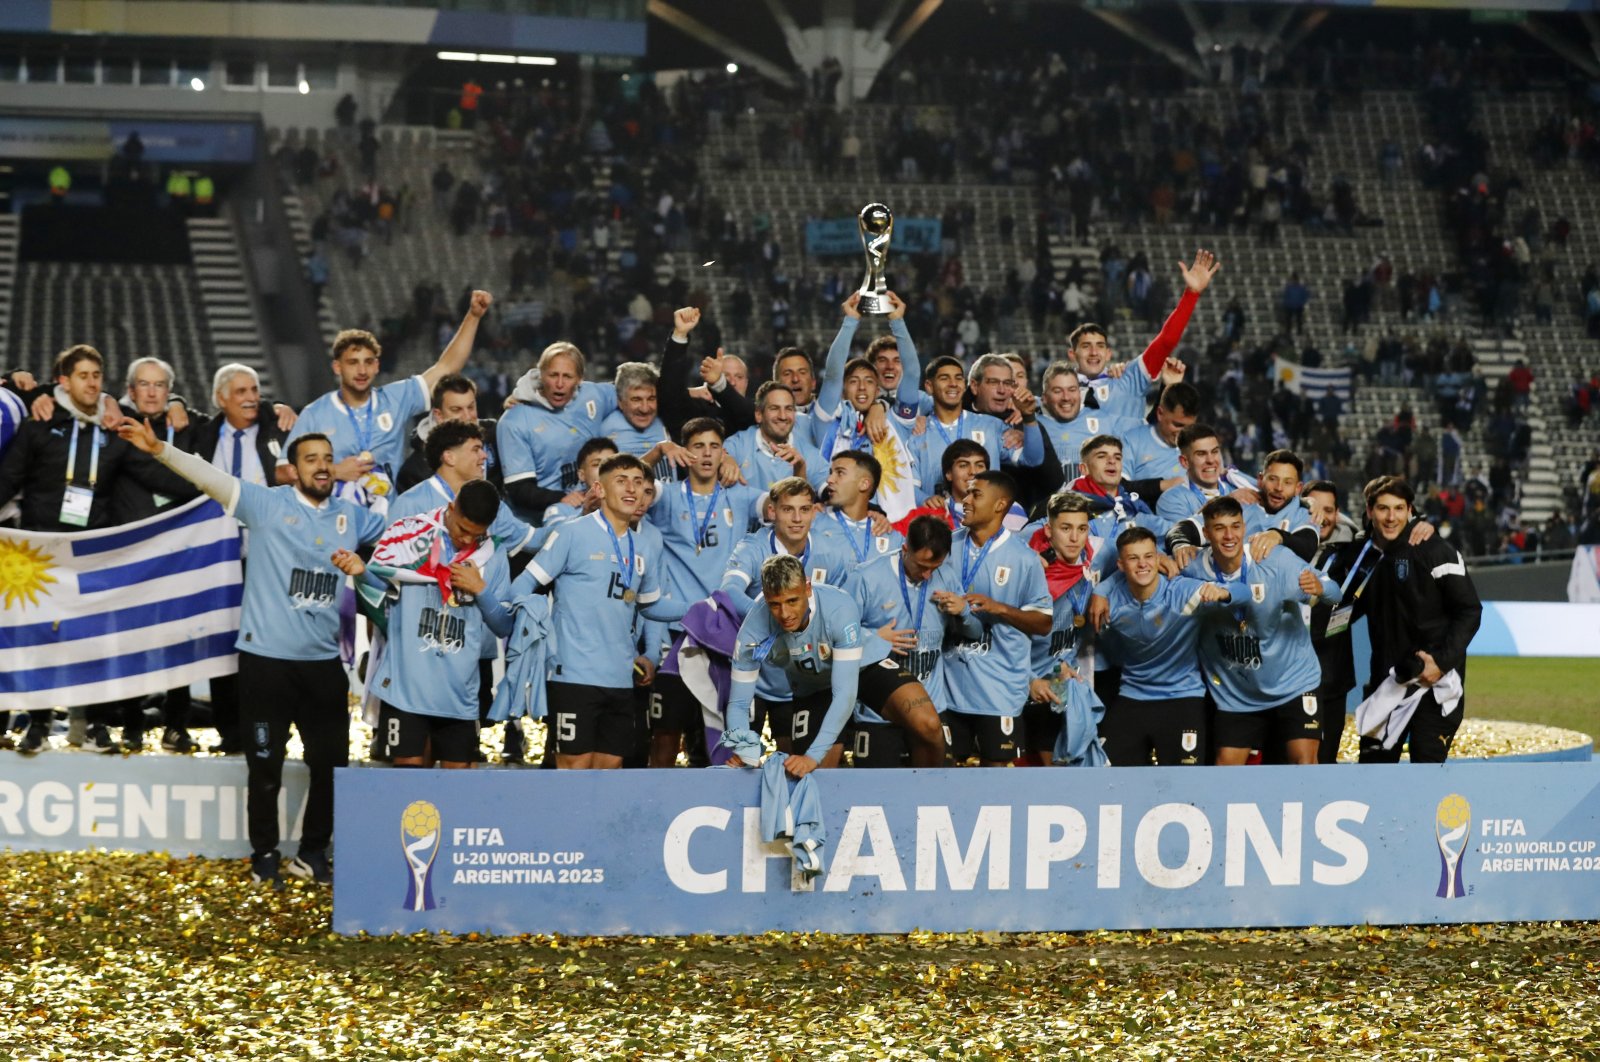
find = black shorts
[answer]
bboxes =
[1022,700,1063,755]
[791,659,918,747]
[940,709,1023,764]
[754,696,794,748]
[648,671,701,733]
[1098,695,1207,766]
[1213,692,1323,752]
[548,681,635,758]
[380,701,478,763]
[848,719,909,768]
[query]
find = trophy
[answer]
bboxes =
[855,202,894,315]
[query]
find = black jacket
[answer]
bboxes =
[1362,518,1483,695]
[0,408,186,531]
[1307,529,1376,700]
[658,334,754,441]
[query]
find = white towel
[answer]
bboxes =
[1354,667,1464,750]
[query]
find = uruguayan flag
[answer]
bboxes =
[0,497,242,710]
[0,386,25,523]
[1272,357,1353,402]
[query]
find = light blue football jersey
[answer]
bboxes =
[727,582,891,759]
[284,376,429,482]
[498,381,618,493]
[648,479,763,604]
[1182,547,1338,712]
[724,426,827,493]
[1121,423,1183,482]
[229,482,386,660]
[518,510,681,689]
[938,528,1052,716]
[369,542,513,720]
[1093,571,1227,700]
[851,551,971,720]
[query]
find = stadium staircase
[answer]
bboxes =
[186,217,274,396]
[273,125,515,378]
[1476,91,1600,518]
[280,192,339,346]
[0,215,17,361]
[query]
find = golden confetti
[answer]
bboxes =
[2,851,1597,1059]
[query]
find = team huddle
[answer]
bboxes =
[7,246,1484,885]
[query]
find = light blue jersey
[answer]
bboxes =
[1030,577,1095,680]
[601,409,670,479]
[369,544,513,720]
[724,426,827,493]
[851,552,971,720]
[229,482,386,660]
[910,409,1011,491]
[815,508,902,570]
[727,583,891,759]
[1182,548,1338,712]
[388,476,534,557]
[939,528,1052,716]
[284,377,430,487]
[1038,410,1140,479]
[648,479,762,604]
[498,382,618,493]
[1080,364,1157,422]
[518,510,684,689]
[1093,571,1225,700]
[1121,423,1183,482]
[720,528,859,704]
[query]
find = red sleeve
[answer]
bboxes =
[1137,288,1200,380]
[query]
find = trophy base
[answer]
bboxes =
[856,292,892,316]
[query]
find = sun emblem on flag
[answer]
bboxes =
[872,436,907,494]
[0,538,57,608]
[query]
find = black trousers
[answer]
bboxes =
[239,651,349,856]
[1318,682,1351,765]
[1358,690,1463,764]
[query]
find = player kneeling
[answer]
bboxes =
[723,555,944,775]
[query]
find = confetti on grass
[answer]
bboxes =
[2,851,1597,1060]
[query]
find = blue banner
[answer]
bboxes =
[805,217,943,258]
[333,762,1600,936]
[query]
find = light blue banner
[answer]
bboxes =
[805,217,943,258]
[0,750,308,857]
[332,762,1600,936]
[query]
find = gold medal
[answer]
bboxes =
[623,589,636,603]
[359,450,373,463]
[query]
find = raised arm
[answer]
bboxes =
[421,289,492,392]
[816,293,863,415]
[658,307,702,439]
[887,296,922,408]
[1135,250,1218,379]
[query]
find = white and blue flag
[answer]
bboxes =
[0,497,242,710]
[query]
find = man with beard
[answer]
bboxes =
[1036,364,1142,482]
[285,291,491,513]
[724,382,826,493]
[120,421,386,887]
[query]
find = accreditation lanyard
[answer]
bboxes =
[960,533,996,592]
[430,475,456,502]
[342,395,377,455]
[832,508,872,564]
[686,481,722,552]
[65,425,104,487]
[932,411,964,449]
[604,518,636,599]
[769,530,809,571]
[1339,540,1379,601]
[1218,556,1251,631]
[898,560,930,634]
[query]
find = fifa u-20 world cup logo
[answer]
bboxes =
[1435,793,1471,899]
[401,800,442,911]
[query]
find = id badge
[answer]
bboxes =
[60,485,94,527]
[1323,605,1354,637]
